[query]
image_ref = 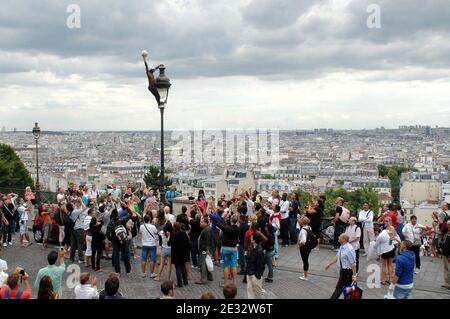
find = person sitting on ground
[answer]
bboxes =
[200,292,216,299]
[74,272,99,299]
[0,268,31,299]
[37,275,59,299]
[160,280,175,299]
[98,273,124,299]
[223,283,237,299]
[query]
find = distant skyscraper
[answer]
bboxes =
[13,127,17,132]
[1,126,5,132]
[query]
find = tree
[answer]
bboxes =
[143,166,171,191]
[0,144,34,192]
[377,164,388,177]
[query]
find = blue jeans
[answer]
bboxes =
[190,241,199,267]
[274,234,279,258]
[112,240,131,274]
[393,286,412,299]
[264,250,274,279]
[238,244,246,274]
[289,218,298,244]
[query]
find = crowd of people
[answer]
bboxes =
[0,182,449,299]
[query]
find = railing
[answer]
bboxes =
[0,187,57,204]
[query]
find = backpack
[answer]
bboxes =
[114,225,128,243]
[64,211,75,229]
[304,227,318,250]
[340,206,350,223]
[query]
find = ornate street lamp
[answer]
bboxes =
[141,51,172,202]
[32,122,41,197]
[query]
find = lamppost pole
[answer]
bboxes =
[160,106,165,199]
[32,122,41,202]
[142,50,171,204]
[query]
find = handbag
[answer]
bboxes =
[205,253,214,272]
[343,284,363,299]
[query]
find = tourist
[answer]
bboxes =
[332,197,349,251]
[393,240,415,299]
[70,198,87,263]
[246,233,265,299]
[74,273,99,299]
[160,280,175,299]
[358,202,375,256]
[325,234,357,299]
[268,203,281,260]
[0,258,8,284]
[99,273,125,299]
[375,216,401,285]
[223,283,237,299]
[17,197,32,248]
[106,209,131,275]
[0,268,31,299]
[304,199,322,250]
[83,206,95,267]
[34,250,66,297]
[298,216,313,281]
[289,193,300,245]
[166,185,181,213]
[140,214,159,278]
[196,216,215,284]
[217,214,240,286]
[395,204,406,240]
[238,213,249,275]
[440,220,450,291]
[55,202,66,249]
[164,205,176,225]
[402,215,427,274]
[345,217,361,273]
[37,275,59,299]
[89,210,104,272]
[155,221,172,282]
[189,212,202,269]
[279,193,290,247]
[169,222,190,287]
[2,196,18,242]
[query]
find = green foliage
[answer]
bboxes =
[143,165,172,191]
[378,165,418,201]
[0,144,34,191]
[292,187,379,217]
[261,175,276,180]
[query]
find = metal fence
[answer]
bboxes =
[0,187,57,204]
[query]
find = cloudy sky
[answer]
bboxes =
[1,0,449,131]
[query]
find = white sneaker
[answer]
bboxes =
[150,273,157,278]
[299,276,308,281]
[141,273,147,278]
[414,270,420,274]
[2,243,7,247]
[8,242,12,246]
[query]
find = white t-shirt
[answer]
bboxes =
[74,284,99,299]
[18,205,28,221]
[279,200,290,219]
[166,214,176,225]
[159,230,170,249]
[298,226,311,245]
[89,190,99,199]
[345,224,361,251]
[83,216,92,231]
[140,223,158,247]
[358,210,374,229]
[57,193,65,203]
[0,258,8,284]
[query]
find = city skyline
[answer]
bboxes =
[0,0,449,130]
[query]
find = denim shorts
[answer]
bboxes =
[220,247,238,268]
[141,246,157,262]
[161,247,171,257]
[393,286,412,299]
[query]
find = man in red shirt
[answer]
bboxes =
[0,268,31,299]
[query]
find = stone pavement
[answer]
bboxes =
[0,235,449,299]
